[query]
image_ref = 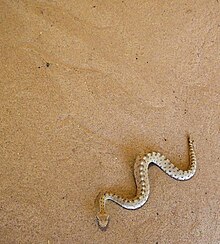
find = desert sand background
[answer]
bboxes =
[0,1,220,243]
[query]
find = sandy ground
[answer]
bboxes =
[0,1,220,243]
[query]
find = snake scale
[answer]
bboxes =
[96,136,197,230]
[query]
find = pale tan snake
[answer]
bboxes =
[96,136,197,230]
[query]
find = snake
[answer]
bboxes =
[96,136,197,230]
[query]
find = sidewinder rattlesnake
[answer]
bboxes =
[96,136,197,230]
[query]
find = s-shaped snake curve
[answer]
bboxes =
[96,136,197,230]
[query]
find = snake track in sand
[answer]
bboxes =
[96,136,197,230]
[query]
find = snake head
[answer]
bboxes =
[96,212,110,231]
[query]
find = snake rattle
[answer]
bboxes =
[96,136,197,230]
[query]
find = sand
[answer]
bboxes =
[0,1,220,243]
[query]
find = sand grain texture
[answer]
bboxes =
[0,1,220,243]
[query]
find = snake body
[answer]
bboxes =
[96,137,197,230]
